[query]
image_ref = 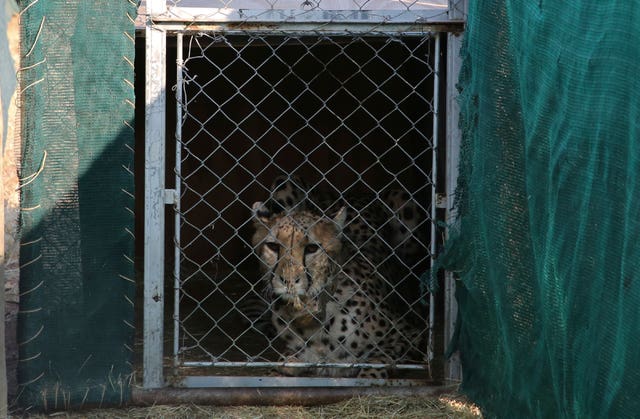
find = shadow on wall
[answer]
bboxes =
[14,0,137,411]
[16,120,136,411]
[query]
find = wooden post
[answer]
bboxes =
[0,82,7,419]
[4,8,20,407]
[0,2,20,412]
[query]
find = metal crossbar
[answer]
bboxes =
[140,0,457,28]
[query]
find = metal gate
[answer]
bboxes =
[142,0,465,389]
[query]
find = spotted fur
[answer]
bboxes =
[381,189,429,267]
[251,180,425,378]
[265,174,308,214]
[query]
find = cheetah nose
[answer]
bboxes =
[285,277,306,296]
[283,264,304,283]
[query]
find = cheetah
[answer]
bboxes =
[251,180,426,378]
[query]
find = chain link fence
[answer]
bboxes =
[169,30,442,382]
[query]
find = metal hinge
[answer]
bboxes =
[164,189,178,205]
[436,193,448,209]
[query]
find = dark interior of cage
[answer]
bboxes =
[135,33,446,380]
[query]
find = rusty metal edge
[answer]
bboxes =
[129,384,459,406]
[134,21,465,35]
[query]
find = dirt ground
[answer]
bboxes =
[19,394,481,418]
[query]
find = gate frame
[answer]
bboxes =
[143,0,466,389]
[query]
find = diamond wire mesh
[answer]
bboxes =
[173,31,438,375]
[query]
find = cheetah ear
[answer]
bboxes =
[252,201,272,224]
[332,206,347,231]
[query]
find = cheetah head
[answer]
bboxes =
[251,202,347,314]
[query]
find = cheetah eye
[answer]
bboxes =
[265,242,280,253]
[304,244,320,254]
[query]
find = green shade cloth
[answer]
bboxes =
[445,2,640,417]
[18,0,136,410]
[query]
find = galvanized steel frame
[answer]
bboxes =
[443,0,466,383]
[143,0,465,389]
[144,0,168,389]
[174,31,439,379]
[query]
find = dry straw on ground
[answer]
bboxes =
[22,394,481,418]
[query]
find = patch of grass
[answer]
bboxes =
[23,394,481,418]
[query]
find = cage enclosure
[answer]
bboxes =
[137,0,462,390]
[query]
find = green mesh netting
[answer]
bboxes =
[443,1,640,417]
[18,1,135,410]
